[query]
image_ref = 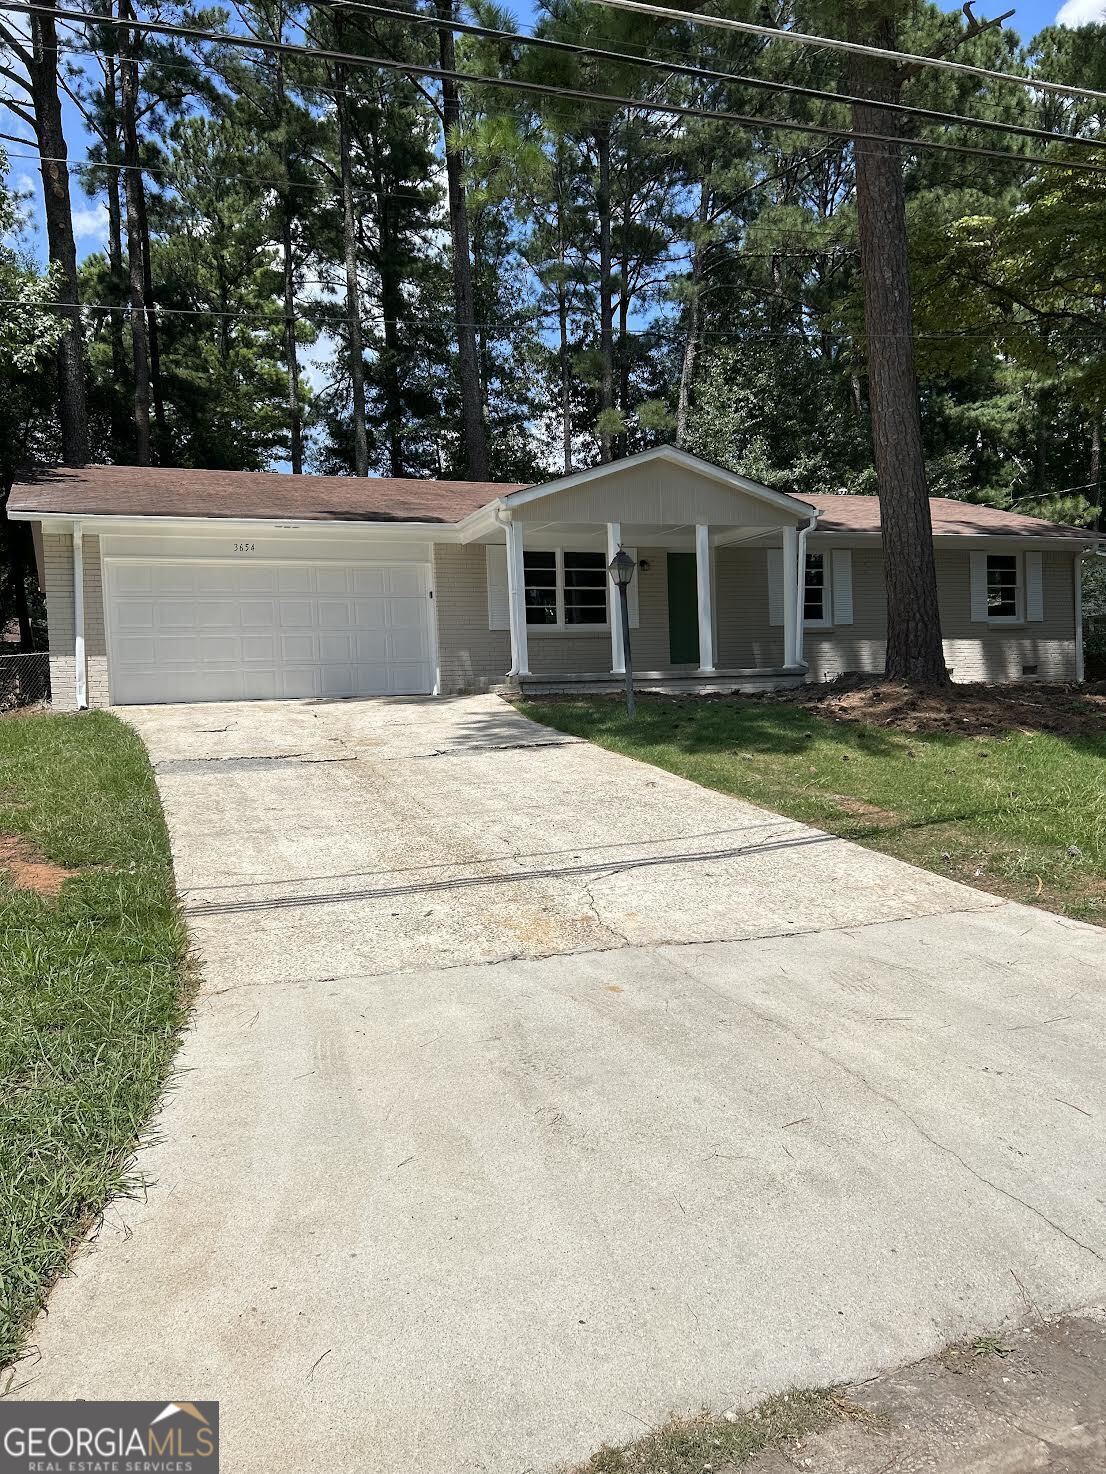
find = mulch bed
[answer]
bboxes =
[766,674,1106,738]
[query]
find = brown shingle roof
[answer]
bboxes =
[7,464,1100,542]
[809,493,1097,541]
[7,464,526,523]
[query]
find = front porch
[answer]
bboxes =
[505,667,805,697]
[462,448,819,695]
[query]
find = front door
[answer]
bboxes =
[667,552,700,666]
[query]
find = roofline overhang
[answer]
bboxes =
[6,510,469,540]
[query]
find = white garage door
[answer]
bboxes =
[105,559,435,705]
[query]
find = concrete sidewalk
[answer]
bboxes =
[13,695,1106,1474]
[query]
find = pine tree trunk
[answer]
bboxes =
[849,20,948,688]
[434,0,489,479]
[596,120,614,464]
[104,54,129,459]
[274,55,303,475]
[119,0,151,465]
[29,11,89,465]
[369,120,405,478]
[137,172,167,460]
[336,67,369,477]
[676,184,708,449]
[1091,413,1103,532]
[558,273,572,475]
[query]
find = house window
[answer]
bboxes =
[523,550,558,624]
[986,554,1019,619]
[563,551,608,624]
[523,549,609,627]
[804,552,827,623]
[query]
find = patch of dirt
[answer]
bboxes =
[0,834,77,897]
[772,675,1106,738]
[823,793,899,825]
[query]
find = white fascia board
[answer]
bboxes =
[497,445,816,521]
[12,512,466,542]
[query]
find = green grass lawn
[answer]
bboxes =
[519,696,1106,925]
[0,712,190,1370]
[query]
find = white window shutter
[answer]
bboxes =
[486,545,510,630]
[767,548,784,626]
[626,547,640,629]
[969,551,989,622]
[1025,550,1044,621]
[831,550,853,626]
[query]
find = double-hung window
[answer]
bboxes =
[802,552,833,628]
[985,554,1019,620]
[523,549,609,627]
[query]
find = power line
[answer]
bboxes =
[1,147,865,250]
[572,0,1106,107]
[5,298,1105,345]
[320,0,1106,155]
[4,3,1104,179]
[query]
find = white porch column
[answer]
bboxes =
[606,521,625,674]
[72,520,88,710]
[504,517,530,676]
[694,523,715,673]
[781,524,799,668]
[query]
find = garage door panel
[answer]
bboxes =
[277,567,313,594]
[318,600,354,628]
[389,629,431,662]
[350,568,388,595]
[353,631,388,662]
[195,565,243,595]
[116,635,158,664]
[384,567,424,597]
[388,664,433,695]
[107,559,433,704]
[237,567,279,594]
[315,568,353,595]
[242,635,278,663]
[115,600,155,630]
[113,565,154,595]
[155,602,198,630]
[319,633,354,661]
[280,633,316,662]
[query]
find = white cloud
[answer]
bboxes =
[71,201,109,243]
[1056,0,1106,25]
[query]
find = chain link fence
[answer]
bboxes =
[0,653,51,711]
[1086,616,1106,682]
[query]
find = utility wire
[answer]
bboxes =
[4,4,1105,178]
[318,0,1106,154]
[5,298,1104,344]
[572,0,1106,107]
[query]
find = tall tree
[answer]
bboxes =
[432,0,490,479]
[0,11,89,463]
[846,0,947,685]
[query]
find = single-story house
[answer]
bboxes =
[8,446,1102,709]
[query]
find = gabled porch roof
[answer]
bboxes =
[459,446,816,541]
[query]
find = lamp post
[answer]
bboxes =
[608,546,636,719]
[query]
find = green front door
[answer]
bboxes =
[667,552,700,666]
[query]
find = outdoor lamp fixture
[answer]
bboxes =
[608,546,637,720]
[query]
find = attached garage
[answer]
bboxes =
[105,557,436,705]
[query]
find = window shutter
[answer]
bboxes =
[1025,550,1044,621]
[969,551,989,622]
[831,550,853,626]
[486,545,510,630]
[767,548,784,626]
[626,547,640,629]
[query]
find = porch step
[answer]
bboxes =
[502,668,806,698]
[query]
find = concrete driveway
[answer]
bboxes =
[17,694,1106,1473]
